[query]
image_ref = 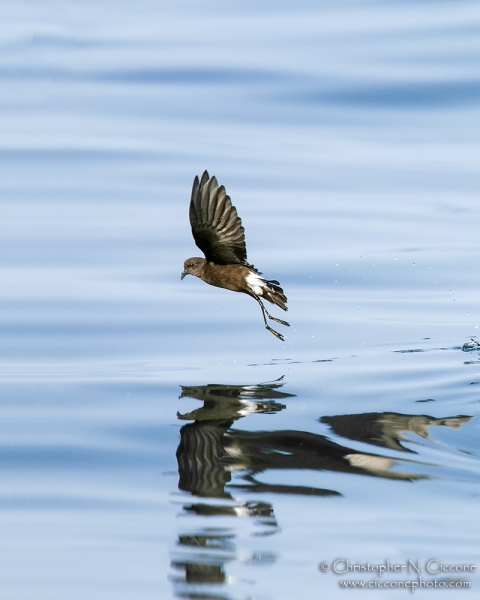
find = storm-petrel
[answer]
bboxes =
[181,170,289,340]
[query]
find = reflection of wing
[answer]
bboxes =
[189,170,247,264]
[177,422,231,498]
[223,429,428,481]
[321,412,473,453]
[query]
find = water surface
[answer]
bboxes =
[1,1,480,598]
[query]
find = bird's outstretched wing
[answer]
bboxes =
[189,170,248,264]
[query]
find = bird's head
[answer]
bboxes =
[181,257,206,280]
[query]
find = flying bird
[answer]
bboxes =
[181,170,289,340]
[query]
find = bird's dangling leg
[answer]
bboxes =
[251,294,285,341]
[263,305,290,327]
[253,293,290,327]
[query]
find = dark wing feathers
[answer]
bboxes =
[189,170,248,264]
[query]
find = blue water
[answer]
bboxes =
[1,1,480,598]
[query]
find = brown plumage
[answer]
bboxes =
[181,170,289,340]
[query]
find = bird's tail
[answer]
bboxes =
[263,279,288,311]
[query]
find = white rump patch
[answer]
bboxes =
[237,399,258,417]
[246,271,266,295]
[345,453,394,473]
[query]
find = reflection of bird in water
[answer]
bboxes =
[223,429,426,485]
[172,381,475,591]
[176,379,293,499]
[176,380,436,511]
[321,412,473,453]
[181,170,289,340]
[178,379,293,422]
[172,380,287,590]
[171,531,276,588]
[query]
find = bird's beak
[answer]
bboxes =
[180,271,187,280]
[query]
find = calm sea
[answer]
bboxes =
[1,1,479,598]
